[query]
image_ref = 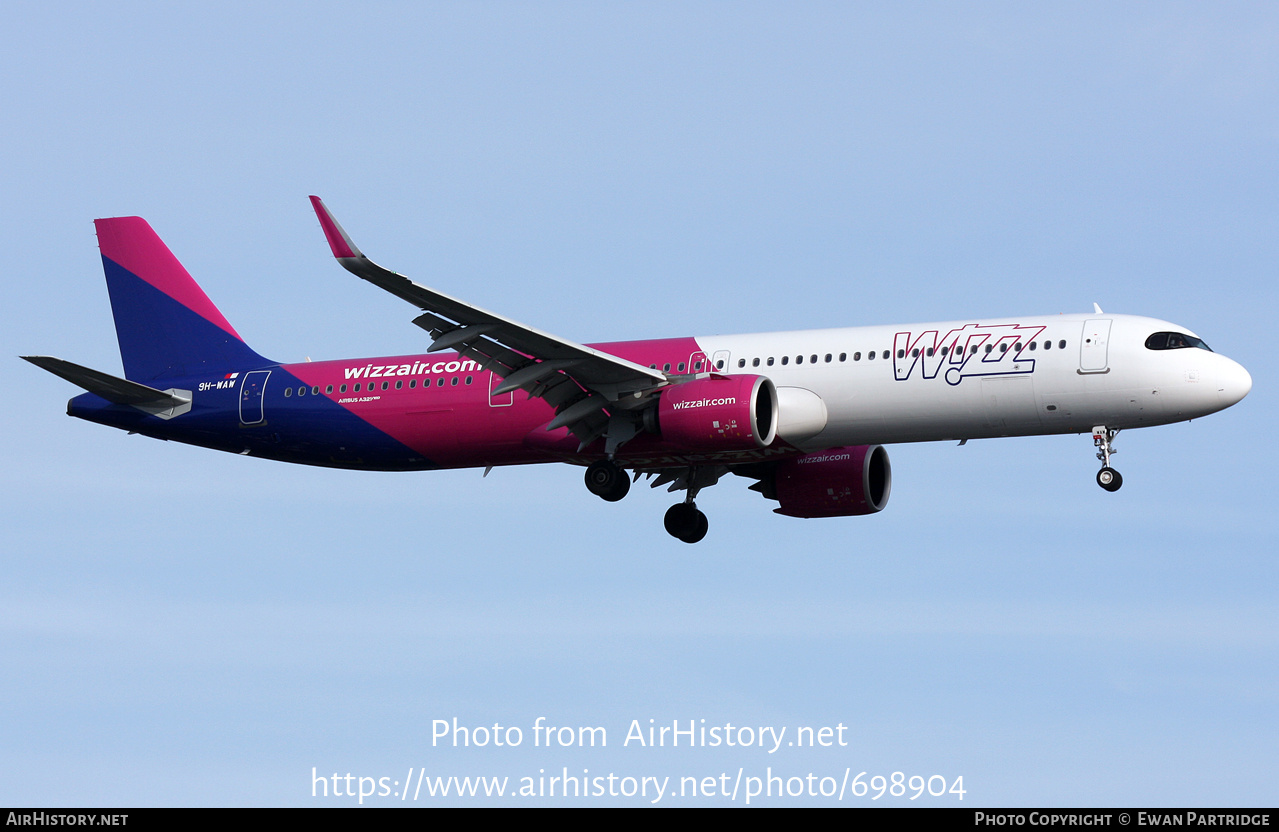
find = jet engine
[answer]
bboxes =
[654,374,778,452]
[762,445,892,518]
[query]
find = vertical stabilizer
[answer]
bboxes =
[95,217,269,380]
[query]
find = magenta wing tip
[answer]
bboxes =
[309,195,358,259]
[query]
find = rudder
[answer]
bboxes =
[96,217,269,381]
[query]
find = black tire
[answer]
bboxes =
[606,474,631,502]
[664,502,698,539]
[585,460,629,502]
[1097,467,1123,492]
[682,510,709,544]
[664,502,708,543]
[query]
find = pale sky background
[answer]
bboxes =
[1,2,1275,806]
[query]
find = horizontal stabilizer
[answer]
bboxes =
[22,356,190,408]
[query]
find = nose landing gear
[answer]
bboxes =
[1092,426,1123,492]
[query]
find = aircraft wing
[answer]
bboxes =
[309,196,668,446]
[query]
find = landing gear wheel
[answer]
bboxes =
[1091,426,1123,492]
[664,502,708,543]
[585,460,630,502]
[1096,467,1123,492]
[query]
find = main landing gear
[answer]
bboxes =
[1092,425,1123,492]
[584,459,630,502]
[583,460,714,543]
[664,501,708,544]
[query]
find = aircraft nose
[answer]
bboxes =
[1217,358,1252,408]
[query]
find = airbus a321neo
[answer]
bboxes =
[24,197,1252,542]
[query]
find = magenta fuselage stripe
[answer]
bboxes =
[94,217,244,340]
[279,336,775,468]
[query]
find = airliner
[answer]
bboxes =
[24,197,1252,543]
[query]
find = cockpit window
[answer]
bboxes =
[1145,331,1212,352]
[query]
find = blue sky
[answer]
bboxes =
[1,3,1275,806]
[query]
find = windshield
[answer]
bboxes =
[1145,331,1212,352]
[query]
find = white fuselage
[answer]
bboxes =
[694,313,1251,449]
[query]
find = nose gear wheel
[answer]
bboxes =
[1092,426,1122,492]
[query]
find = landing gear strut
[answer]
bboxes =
[1092,426,1123,492]
[585,459,630,502]
[664,501,708,544]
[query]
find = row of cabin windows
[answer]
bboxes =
[895,339,1069,360]
[282,376,475,397]
[720,339,1069,370]
[278,336,1076,399]
[649,360,703,373]
[739,352,859,368]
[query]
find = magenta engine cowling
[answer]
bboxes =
[773,445,892,518]
[656,374,778,451]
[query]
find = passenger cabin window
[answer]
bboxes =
[766,357,774,366]
[1145,332,1212,352]
[738,359,746,368]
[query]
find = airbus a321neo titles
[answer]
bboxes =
[25,197,1252,542]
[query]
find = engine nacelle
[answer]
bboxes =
[656,375,778,452]
[773,445,891,518]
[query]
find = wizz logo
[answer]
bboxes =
[893,323,1046,386]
